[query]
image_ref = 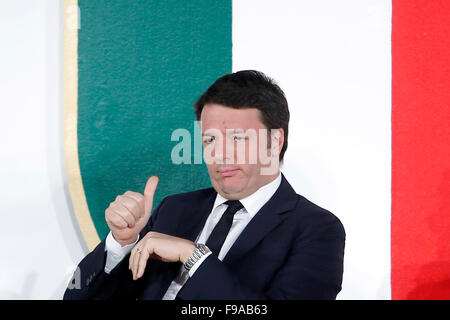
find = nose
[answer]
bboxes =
[213,136,234,164]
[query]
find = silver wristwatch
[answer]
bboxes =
[184,243,211,271]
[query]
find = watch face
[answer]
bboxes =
[198,244,210,254]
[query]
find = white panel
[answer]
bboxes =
[0,0,86,299]
[233,0,392,299]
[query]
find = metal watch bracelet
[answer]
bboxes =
[184,243,211,271]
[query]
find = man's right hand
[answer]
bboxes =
[105,176,159,247]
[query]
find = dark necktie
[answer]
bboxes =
[206,200,244,255]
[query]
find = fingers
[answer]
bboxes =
[106,202,136,229]
[144,176,159,217]
[129,240,154,280]
[119,193,144,221]
[105,207,128,229]
[129,235,166,280]
[128,232,192,280]
[105,176,159,252]
[115,203,137,227]
[129,247,138,280]
[105,176,158,233]
[123,191,145,217]
[136,247,150,279]
[106,193,144,230]
[130,245,142,280]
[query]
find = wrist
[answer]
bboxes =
[180,242,196,264]
[112,232,138,247]
[183,243,211,271]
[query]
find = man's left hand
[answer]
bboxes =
[129,231,196,280]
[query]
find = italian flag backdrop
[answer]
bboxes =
[60,0,449,300]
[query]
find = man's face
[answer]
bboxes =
[200,103,283,200]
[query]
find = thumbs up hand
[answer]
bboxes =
[105,176,159,246]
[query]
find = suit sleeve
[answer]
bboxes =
[177,213,346,300]
[62,197,167,300]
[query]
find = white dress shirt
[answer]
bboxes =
[104,172,282,300]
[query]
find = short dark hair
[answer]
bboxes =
[194,70,290,162]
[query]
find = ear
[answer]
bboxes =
[271,128,284,158]
[278,128,285,152]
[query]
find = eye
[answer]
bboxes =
[233,135,246,142]
[203,136,215,144]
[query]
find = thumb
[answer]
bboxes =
[144,176,159,217]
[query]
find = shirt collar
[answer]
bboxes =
[212,172,282,219]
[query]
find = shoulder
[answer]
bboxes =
[161,187,215,203]
[155,187,216,211]
[288,194,346,240]
[148,187,216,233]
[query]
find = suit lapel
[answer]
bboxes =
[176,188,217,242]
[223,174,299,264]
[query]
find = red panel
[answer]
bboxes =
[392,0,450,299]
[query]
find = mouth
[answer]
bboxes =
[218,167,240,178]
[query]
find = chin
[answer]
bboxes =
[220,182,243,195]
[213,179,244,198]
[218,189,243,200]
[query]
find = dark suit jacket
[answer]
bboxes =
[63,174,345,300]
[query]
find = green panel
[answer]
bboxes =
[77,0,232,238]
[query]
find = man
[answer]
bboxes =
[64,70,345,300]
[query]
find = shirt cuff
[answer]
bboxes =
[188,251,212,277]
[104,231,139,274]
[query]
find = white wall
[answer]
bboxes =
[233,0,392,299]
[0,0,86,299]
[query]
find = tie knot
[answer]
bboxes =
[224,200,244,214]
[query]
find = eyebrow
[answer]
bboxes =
[202,129,245,136]
[227,128,245,133]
